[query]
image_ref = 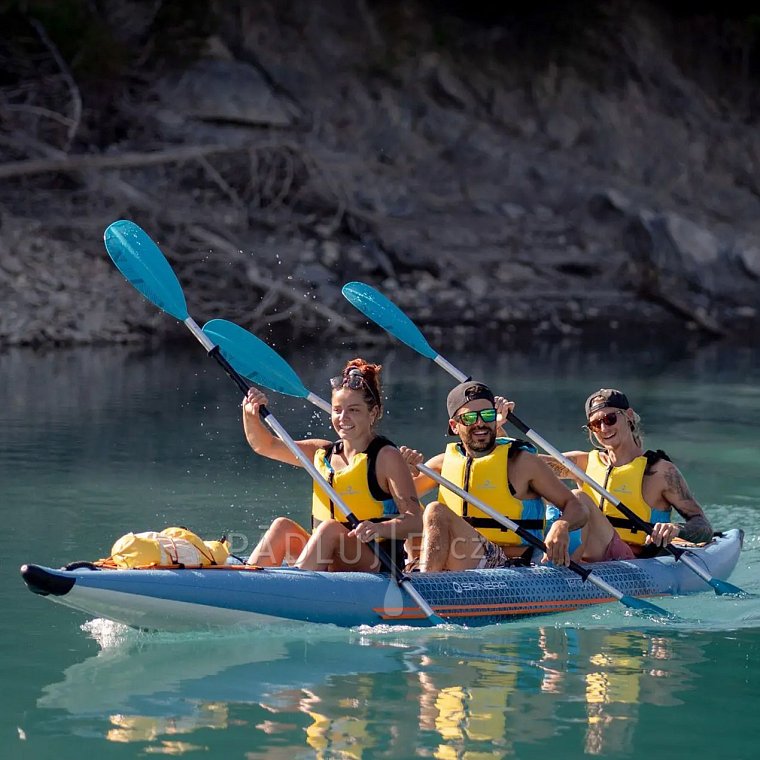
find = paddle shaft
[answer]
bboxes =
[415,464,655,602]
[417,464,680,615]
[187,319,251,394]
[415,464,586,570]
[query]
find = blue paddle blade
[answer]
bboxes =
[104,220,189,322]
[620,594,679,620]
[341,282,438,360]
[202,319,310,399]
[709,578,750,597]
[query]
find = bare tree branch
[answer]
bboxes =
[0,144,243,180]
[29,17,83,150]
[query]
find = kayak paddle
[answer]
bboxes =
[341,281,747,597]
[203,317,679,619]
[103,220,447,626]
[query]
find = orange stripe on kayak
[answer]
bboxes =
[372,596,618,620]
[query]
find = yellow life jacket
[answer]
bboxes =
[433,684,510,749]
[107,703,229,743]
[582,449,673,546]
[437,438,545,546]
[584,631,644,753]
[312,436,398,526]
[430,653,529,754]
[305,711,372,757]
[305,676,374,756]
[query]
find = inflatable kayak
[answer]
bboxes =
[20,529,743,630]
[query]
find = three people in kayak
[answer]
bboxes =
[243,369,712,572]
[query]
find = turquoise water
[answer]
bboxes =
[3,342,760,759]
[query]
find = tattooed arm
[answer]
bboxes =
[539,451,590,486]
[652,461,713,545]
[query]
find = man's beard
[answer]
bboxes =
[462,426,496,454]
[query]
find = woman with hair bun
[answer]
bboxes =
[241,358,423,572]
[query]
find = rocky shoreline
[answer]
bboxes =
[2,1,759,347]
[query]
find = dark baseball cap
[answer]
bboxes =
[446,381,495,420]
[585,388,630,418]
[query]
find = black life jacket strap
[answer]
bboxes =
[607,515,654,534]
[311,516,396,530]
[320,442,338,519]
[464,517,544,531]
[645,449,671,466]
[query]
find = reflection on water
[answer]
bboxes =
[37,622,711,758]
[6,342,760,759]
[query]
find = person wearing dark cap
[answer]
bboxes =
[400,380,587,571]
[539,388,713,560]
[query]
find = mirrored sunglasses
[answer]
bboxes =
[455,408,498,426]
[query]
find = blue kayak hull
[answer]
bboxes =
[20,529,743,630]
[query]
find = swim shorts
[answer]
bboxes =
[602,532,636,561]
[476,538,511,569]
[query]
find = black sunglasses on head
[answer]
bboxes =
[330,369,380,405]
